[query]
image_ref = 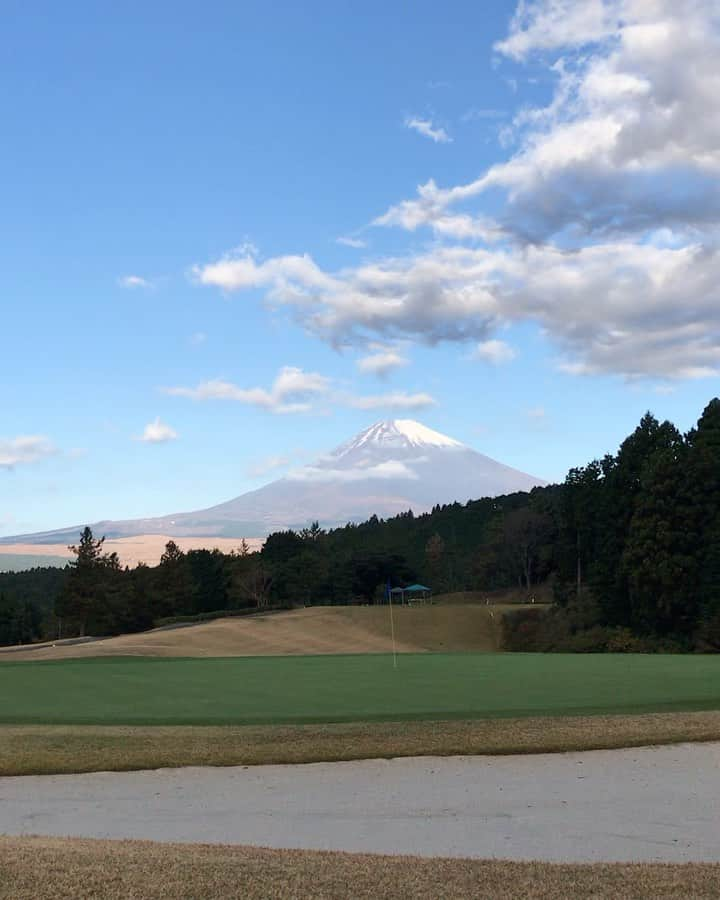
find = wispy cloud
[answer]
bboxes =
[404,116,452,144]
[165,362,436,415]
[136,418,178,443]
[356,345,409,377]
[474,339,517,365]
[118,275,154,290]
[336,236,367,249]
[287,459,419,483]
[164,367,331,415]
[348,391,436,411]
[0,436,57,469]
[190,331,207,346]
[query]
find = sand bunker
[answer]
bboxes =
[1,743,718,862]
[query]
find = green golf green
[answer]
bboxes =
[1,653,720,726]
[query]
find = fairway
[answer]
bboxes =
[2,653,720,726]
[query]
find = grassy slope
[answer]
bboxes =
[1,604,509,660]
[2,652,720,726]
[3,836,720,900]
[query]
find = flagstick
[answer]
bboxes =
[389,591,398,669]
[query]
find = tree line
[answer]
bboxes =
[2,398,719,651]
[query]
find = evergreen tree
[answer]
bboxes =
[187,549,229,613]
[55,527,119,636]
[687,398,720,627]
[592,414,682,625]
[622,430,695,634]
[560,461,604,597]
[156,541,194,617]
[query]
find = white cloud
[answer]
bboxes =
[190,331,207,345]
[191,1,720,381]
[495,0,618,60]
[287,459,419,483]
[357,345,409,376]
[194,239,720,380]
[384,1,720,243]
[164,366,331,415]
[348,391,437,411]
[474,339,517,365]
[166,363,437,415]
[191,250,333,294]
[336,236,367,248]
[118,275,153,290]
[136,418,178,443]
[404,116,452,144]
[0,436,57,469]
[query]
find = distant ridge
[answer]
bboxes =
[1,419,547,544]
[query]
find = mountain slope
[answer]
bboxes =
[2,419,546,543]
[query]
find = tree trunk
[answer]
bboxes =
[576,531,582,595]
[523,546,532,589]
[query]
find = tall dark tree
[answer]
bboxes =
[591,414,682,625]
[501,508,553,590]
[561,460,604,596]
[55,528,119,636]
[186,549,229,613]
[622,429,695,634]
[156,541,194,617]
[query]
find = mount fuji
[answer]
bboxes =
[2,420,547,543]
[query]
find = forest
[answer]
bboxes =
[2,398,719,652]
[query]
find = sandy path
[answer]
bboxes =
[2,743,719,862]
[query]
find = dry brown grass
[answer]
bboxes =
[0,535,264,569]
[3,711,720,777]
[434,584,554,605]
[4,604,513,660]
[1,836,718,899]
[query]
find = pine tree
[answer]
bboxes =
[156,541,193,617]
[55,527,118,636]
[593,414,682,625]
[622,434,696,634]
[686,398,720,627]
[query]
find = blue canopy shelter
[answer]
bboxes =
[388,583,432,605]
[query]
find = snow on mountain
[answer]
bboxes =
[334,419,464,454]
[1,419,548,543]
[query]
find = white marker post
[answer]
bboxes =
[388,583,398,669]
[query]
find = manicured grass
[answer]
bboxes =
[3,836,720,900]
[2,652,720,726]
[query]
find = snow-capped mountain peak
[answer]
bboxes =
[334,419,464,457]
[3,418,546,544]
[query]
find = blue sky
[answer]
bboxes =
[2,0,719,535]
